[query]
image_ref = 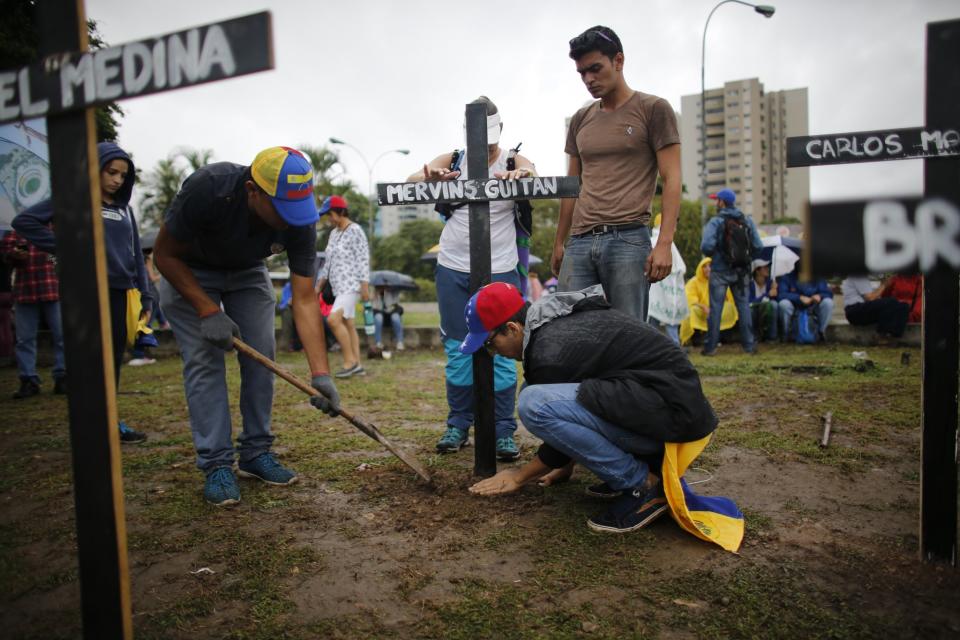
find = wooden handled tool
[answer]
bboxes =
[233,337,433,485]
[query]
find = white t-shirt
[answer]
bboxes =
[437,147,518,274]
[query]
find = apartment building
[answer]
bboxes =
[680,78,809,222]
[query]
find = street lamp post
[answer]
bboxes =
[700,1,775,224]
[328,137,409,246]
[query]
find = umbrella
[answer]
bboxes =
[420,243,440,262]
[369,270,419,290]
[760,235,802,279]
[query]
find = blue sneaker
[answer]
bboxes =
[204,466,240,506]
[436,426,469,453]
[587,480,667,533]
[118,421,147,444]
[496,436,520,461]
[237,452,298,486]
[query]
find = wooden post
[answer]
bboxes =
[38,0,131,636]
[465,102,497,478]
[920,17,959,566]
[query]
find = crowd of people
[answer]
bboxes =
[0,24,924,544]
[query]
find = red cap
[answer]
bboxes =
[319,195,348,214]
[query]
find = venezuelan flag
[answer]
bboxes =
[661,434,745,553]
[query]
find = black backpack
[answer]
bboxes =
[721,216,752,269]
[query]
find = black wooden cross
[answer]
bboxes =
[378,103,579,477]
[0,4,273,636]
[788,18,959,566]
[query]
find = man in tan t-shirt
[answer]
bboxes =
[552,25,682,321]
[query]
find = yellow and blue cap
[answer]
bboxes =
[251,147,319,226]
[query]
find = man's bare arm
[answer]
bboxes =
[646,143,681,283]
[290,272,331,376]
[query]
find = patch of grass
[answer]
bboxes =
[715,428,885,471]
[660,563,893,639]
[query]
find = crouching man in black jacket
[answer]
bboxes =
[465,282,718,533]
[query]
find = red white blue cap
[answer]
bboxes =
[459,282,525,354]
[319,195,348,215]
[251,147,319,226]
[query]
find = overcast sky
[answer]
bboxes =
[86,0,957,207]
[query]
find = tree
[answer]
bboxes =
[137,147,214,231]
[529,199,559,280]
[138,156,186,231]
[372,219,444,280]
[298,143,373,245]
[178,147,214,171]
[0,3,124,141]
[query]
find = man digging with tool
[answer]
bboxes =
[155,147,340,506]
[465,283,742,547]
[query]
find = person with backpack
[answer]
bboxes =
[699,188,763,356]
[405,96,536,461]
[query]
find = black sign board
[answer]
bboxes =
[804,196,960,277]
[377,175,579,206]
[799,19,959,566]
[786,126,960,167]
[0,11,273,124]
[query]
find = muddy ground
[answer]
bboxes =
[1,343,958,639]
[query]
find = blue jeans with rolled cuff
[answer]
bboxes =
[518,383,663,491]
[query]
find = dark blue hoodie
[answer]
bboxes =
[12,143,151,305]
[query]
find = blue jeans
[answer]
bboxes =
[518,384,663,491]
[436,264,519,437]
[706,270,754,352]
[558,225,651,320]
[14,300,66,382]
[160,266,277,472]
[778,298,835,339]
[374,311,403,346]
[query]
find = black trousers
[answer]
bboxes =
[108,288,128,388]
[845,298,910,337]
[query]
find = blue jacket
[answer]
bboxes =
[776,271,832,307]
[748,277,776,304]
[700,206,763,273]
[13,143,151,305]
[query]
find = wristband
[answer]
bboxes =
[311,371,329,378]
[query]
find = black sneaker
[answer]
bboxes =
[119,421,147,444]
[587,481,668,533]
[53,377,67,395]
[585,481,623,499]
[13,378,40,399]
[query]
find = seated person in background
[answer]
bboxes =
[373,285,404,351]
[882,274,922,324]
[842,276,909,338]
[679,258,736,347]
[776,271,834,342]
[748,259,778,342]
